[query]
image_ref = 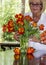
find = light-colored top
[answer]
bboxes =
[25,12,46,50]
[25,12,46,30]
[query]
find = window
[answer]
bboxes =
[0,0,23,25]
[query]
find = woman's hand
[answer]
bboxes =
[29,36,40,43]
[29,36,46,45]
[14,31,20,41]
[32,36,40,42]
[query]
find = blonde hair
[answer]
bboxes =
[29,0,46,12]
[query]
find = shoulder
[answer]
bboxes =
[41,12,46,19]
[39,12,46,23]
[24,12,32,17]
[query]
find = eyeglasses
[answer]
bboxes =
[29,2,42,7]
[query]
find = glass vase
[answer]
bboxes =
[20,41,28,53]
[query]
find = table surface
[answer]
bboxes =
[0,50,46,65]
[13,54,46,65]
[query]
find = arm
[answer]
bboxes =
[28,40,46,50]
[28,36,46,50]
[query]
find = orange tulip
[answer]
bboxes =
[7,19,14,32]
[18,13,24,19]
[16,20,24,26]
[15,13,24,19]
[8,19,14,27]
[24,15,33,21]
[14,48,20,55]
[39,24,44,30]
[40,33,45,38]
[27,54,34,60]
[43,30,46,36]
[27,47,35,54]
[15,14,18,18]
[14,54,20,60]
[8,27,14,32]
[18,27,24,34]
[32,22,37,27]
[40,37,45,41]
[40,31,46,38]
[20,21,24,25]
[40,30,46,43]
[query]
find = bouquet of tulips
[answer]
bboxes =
[3,13,46,52]
[2,13,40,43]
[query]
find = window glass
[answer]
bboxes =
[0,0,23,25]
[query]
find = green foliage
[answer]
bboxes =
[3,32,15,41]
[19,20,40,44]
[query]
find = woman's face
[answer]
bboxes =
[29,0,42,14]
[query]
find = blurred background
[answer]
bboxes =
[0,1,46,65]
[0,0,46,26]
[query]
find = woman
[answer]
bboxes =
[25,0,46,29]
[15,0,46,50]
[27,0,46,50]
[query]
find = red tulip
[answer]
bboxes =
[18,27,24,34]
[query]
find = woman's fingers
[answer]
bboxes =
[14,32,20,41]
[30,36,40,42]
[15,31,19,35]
[31,36,40,42]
